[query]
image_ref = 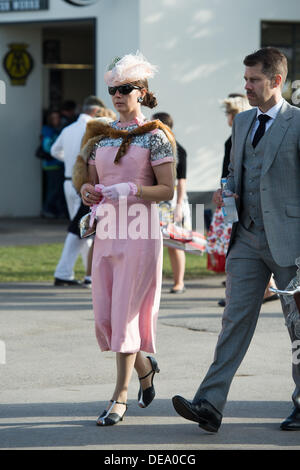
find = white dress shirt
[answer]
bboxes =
[251,97,284,141]
[51,113,93,178]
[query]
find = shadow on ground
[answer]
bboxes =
[0,400,298,449]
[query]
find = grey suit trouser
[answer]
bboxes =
[193,222,300,413]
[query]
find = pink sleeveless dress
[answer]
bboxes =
[88,117,174,353]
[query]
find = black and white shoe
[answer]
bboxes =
[82,278,92,288]
[138,356,160,408]
[54,278,82,287]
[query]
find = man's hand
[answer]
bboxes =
[212,188,223,207]
[212,188,239,207]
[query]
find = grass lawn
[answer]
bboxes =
[0,244,217,283]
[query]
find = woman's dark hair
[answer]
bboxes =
[151,112,173,129]
[133,79,158,109]
[243,47,288,86]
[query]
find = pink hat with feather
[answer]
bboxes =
[104,51,158,86]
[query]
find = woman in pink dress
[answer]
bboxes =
[80,53,175,426]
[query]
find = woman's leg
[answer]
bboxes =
[168,247,185,290]
[109,352,137,415]
[134,352,155,390]
[263,276,278,302]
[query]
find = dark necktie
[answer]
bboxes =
[252,114,271,148]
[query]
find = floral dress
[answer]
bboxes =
[206,207,232,272]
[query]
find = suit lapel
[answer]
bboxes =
[261,100,293,176]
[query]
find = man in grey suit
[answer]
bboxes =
[173,47,300,432]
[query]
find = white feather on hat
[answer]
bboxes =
[104,51,158,86]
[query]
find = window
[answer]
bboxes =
[261,21,300,105]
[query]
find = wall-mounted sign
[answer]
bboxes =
[3,43,33,85]
[0,0,48,12]
[64,0,99,6]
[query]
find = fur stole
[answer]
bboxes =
[72,118,176,193]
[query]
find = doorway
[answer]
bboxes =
[39,19,96,218]
[42,19,96,111]
[0,17,96,217]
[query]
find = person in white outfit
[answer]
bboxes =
[51,96,104,286]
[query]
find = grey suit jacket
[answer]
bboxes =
[227,99,300,267]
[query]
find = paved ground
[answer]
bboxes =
[0,217,69,246]
[0,218,300,450]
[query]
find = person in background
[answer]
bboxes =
[207,94,251,305]
[41,109,66,219]
[208,94,278,307]
[51,96,104,287]
[152,112,191,294]
[60,100,78,128]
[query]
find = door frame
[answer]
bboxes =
[0,17,97,94]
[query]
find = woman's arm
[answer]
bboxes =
[80,164,100,206]
[137,162,174,202]
[173,178,186,222]
[176,178,186,206]
[88,163,99,185]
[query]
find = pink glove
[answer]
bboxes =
[101,182,138,201]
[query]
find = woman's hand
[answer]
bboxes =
[174,204,183,223]
[101,182,137,201]
[81,183,102,206]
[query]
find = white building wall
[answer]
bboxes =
[0,0,300,216]
[0,24,42,217]
[139,0,300,192]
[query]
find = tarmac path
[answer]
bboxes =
[0,218,299,450]
[0,278,299,450]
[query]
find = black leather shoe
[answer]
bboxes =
[96,400,128,426]
[172,395,222,433]
[138,356,160,408]
[281,407,300,431]
[54,278,82,287]
[170,286,186,294]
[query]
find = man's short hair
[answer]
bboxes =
[82,95,105,110]
[243,47,288,86]
[151,112,173,129]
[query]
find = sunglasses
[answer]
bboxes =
[108,84,142,96]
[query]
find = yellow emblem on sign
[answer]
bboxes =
[3,43,33,86]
